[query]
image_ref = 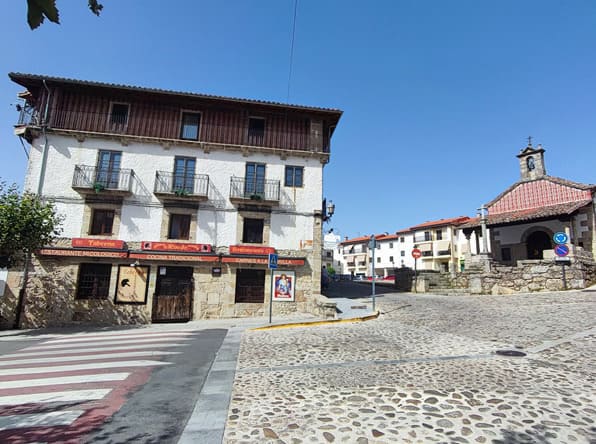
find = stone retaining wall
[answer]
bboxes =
[453,256,596,295]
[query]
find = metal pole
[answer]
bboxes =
[269,271,274,323]
[371,237,376,312]
[561,263,567,290]
[414,258,418,293]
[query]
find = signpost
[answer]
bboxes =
[553,241,569,290]
[553,232,568,245]
[268,253,278,323]
[369,236,376,311]
[412,248,421,292]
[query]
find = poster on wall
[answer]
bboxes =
[115,265,150,304]
[272,270,295,302]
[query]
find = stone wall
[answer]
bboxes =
[452,256,596,295]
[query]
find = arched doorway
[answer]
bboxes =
[526,231,552,259]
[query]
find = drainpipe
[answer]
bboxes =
[37,79,52,196]
[15,79,52,329]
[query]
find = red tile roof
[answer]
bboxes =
[408,216,471,231]
[459,200,592,228]
[487,176,595,214]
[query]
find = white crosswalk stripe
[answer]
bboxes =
[0,329,197,439]
[0,350,181,367]
[0,372,130,389]
[0,389,112,406]
[3,343,187,358]
[24,337,193,350]
[0,410,85,431]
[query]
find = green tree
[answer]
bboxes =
[27,0,103,30]
[0,182,63,268]
[326,265,336,276]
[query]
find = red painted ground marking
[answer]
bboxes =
[0,367,153,444]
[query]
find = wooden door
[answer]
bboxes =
[152,266,193,322]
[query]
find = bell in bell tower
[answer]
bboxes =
[516,137,546,180]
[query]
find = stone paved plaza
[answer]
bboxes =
[224,289,596,443]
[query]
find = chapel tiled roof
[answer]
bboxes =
[459,200,593,229]
[486,176,595,211]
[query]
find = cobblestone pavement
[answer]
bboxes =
[223,290,596,443]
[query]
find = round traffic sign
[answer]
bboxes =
[554,244,569,257]
[553,232,568,244]
[412,248,422,259]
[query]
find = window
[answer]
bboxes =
[326,251,332,258]
[248,118,265,145]
[242,218,264,243]
[235,269,265,303]
[436,230,443,240]
[389,242,393,248]
[377,257,381,263]
[424,231,432,241]
[400,237,405,243]
[168,214,191,240]
[389,256,394,262]
[401,251,405,257]
[173,157,196,193]
[90,209,114,235]
[180,112,200,140]
[76,263,111,299]
[501,247,512,262]
[285,166,304,187]
[96,150,122,189]
[245,163,266,197]
[110,103,129,126]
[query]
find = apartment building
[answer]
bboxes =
[409,217,471,272]
[3,73,342,328]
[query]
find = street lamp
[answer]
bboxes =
[324,200,335,221]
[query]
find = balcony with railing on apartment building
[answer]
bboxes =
[154,171,209,203]
[229,177,280,205]
[72,165,135,196]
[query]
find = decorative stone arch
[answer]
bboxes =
[521,225,554,260]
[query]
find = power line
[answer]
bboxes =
[286,0,299,102]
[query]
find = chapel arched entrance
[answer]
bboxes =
[526,230,552,259]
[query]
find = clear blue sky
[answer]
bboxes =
[1,1,595,239]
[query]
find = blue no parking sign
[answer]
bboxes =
[554,244,569,257]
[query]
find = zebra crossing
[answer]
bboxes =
[0,329,198,443]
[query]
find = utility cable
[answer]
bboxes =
[286,0,299,102]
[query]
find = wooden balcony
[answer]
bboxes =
[229,177,280,206]
[72,164,134,197]
[153,171,209,204]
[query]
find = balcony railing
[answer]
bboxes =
[154,171,209,199]
[72,164,134,194]
[413,235,432,243]
[229,177,280,203]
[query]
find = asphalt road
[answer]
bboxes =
[322,279,397,299]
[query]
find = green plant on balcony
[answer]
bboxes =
[174,188,190,197]
[249,193,263,201]
[93,182,105,193]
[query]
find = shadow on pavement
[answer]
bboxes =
[323,281,396,300]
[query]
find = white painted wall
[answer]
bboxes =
[28,134,322,248]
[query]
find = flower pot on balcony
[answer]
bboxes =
[174,189,189,197]
[93,182,105,193]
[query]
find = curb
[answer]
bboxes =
[251,310,380,331]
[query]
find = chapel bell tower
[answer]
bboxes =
[517,138,546,180]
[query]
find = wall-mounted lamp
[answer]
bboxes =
[323,199,335,222]
[130,259,141,267]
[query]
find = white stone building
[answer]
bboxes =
[1,73,342,328]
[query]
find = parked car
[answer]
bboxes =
[383,275,395,281]
[354,275,365,281]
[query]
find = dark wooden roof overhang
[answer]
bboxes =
[9,72,342,125]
